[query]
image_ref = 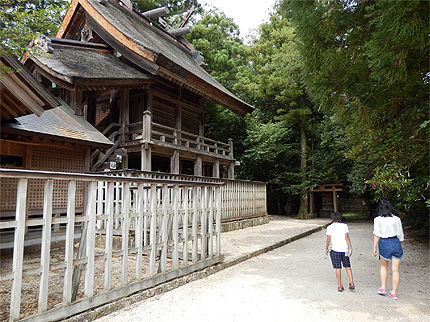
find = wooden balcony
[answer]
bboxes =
[124,111,233,160]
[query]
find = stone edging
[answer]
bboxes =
[65,223,327,322]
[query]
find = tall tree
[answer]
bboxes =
[283,0,429,225]
[236,13,318,218]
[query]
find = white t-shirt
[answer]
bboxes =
[373,215,404,241]
[326,222,349,252]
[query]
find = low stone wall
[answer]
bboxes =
[221,215,269,233]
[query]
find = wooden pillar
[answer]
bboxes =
[228,138,234,158]
[170,150,180,174]
[87,92,97,126]
[332,188,338,212]
[175,106,182,145]
[71,90,83,116]
[228,161,235,180]
[194,156,202,176]
[84,147,90,173]
[142,110,152,142]
[141,145,151,171]
[198,111,204,136]
[120,89,130,144]
[146,88,153,113]
[213,159,220,178]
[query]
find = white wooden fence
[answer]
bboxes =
[95,170,267,230]
[0,168,223,321]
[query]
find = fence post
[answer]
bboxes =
[135,183,145,280]
[121,182,131,285]
[63,181,76,303]
[149,185,157,276]
[10,178,28,321]
[172,184,179,269]
[104,182,115,290]
[192,186,198,263]
[216,185,222,255]
[38,180,54,313]
[84,181,97,298]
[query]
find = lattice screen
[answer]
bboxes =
[0,145,85,212]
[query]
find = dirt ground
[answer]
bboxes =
[97,221,429,322]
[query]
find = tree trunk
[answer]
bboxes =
[296,120,310,219]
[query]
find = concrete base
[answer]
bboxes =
[221,215,269,233]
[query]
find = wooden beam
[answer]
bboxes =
[0,74,46,116]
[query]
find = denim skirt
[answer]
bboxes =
[378,236,403,260]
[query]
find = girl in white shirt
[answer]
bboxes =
[325,212,355,292]
[373,200,404,300]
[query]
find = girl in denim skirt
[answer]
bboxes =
[373,200,404,300]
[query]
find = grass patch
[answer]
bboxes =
[342,212,369,220]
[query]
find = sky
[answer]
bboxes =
[199,0,277,39]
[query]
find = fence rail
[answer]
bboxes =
[95,170,267,227]
[0,168,223,321]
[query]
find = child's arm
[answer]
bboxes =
[373,235,380,257]
[325,235,331,255]
[345,233,353,257]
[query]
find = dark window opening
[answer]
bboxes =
[180,159,194,175]
[152,155,170,173]
[128,152,140,170]
[203,163,213,177]
[1,155,24,168]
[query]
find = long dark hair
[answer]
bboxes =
[331,212,345,223]
[377,200,398,217]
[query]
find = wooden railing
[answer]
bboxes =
[125,113,233,158]
[0,168,223,321]
[97,170,267,225]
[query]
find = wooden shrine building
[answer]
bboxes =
[1,54,113,247]
[22,0,253,179]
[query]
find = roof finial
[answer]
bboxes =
[29,36,54,53]
[168,27,192,37]
[143,7,169,20]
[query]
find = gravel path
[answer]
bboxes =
[97,221,429,322]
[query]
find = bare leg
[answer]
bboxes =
[345,267,354,284]
[380,258,389,289]
[335,269,342,287]
[391,258,401,294]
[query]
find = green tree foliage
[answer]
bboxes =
[187,10,249,162]
[0,0,68,57]
[283,0,429,226]
[235,13,349,218]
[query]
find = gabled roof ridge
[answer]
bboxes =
[51,38,111,50]
[107,0,195,59]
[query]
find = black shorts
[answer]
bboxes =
[330,250,351,269]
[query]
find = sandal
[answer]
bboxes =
[349,283,355,291]
[338,286,344,292]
